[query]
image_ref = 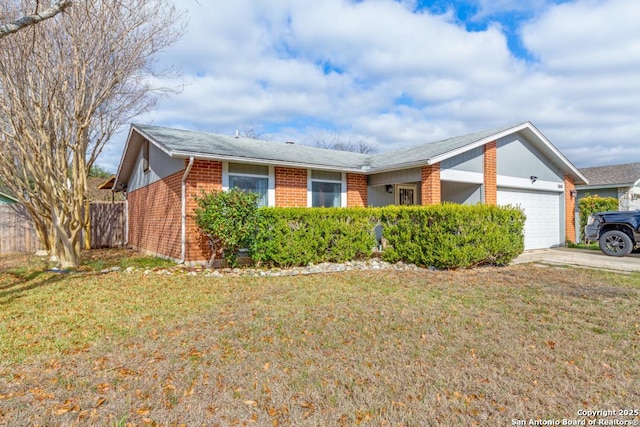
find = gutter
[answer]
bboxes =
[168,150,369,174]
[179,157,195,264]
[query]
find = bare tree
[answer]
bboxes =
[0,0,72,39]
[312,132,378,154]
[0,0,184,267]
[238,127,265,140]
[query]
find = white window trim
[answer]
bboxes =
[308,169,346,208]
[222,162,275,207]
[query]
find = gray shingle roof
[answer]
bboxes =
[368,124,516,169]
[133,124,371,171]
[116,121,586,189]
[579,162,640,186]
[132,123,519,172]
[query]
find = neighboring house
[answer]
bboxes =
[114,121,588,263]
[573,161,640,242]
[92,175,125,203]
[576,162,640,211]
[0,192,18,204]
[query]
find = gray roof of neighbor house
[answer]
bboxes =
[578,162,640,188]
[115,121,588,188]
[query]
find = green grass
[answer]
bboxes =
[566,241,600,250]
[81,248,176,271]
[0,250,639,425]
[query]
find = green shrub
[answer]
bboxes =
[379,204,525,269]
[250,208,377,267]
[193,188,260,267]
[578,195,618,242]
[248,204,525,270]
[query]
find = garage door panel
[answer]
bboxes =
[497,188,561,250]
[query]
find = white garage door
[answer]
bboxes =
[497,188,561,250]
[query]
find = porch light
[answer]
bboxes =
[570,190,577,199]
[386,185,394,194]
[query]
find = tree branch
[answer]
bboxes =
[0,1,72,39]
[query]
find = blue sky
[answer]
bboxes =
[100,0,640,173]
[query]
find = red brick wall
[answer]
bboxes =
[185,160,223,262]
[275,167,307,207]
[564,175,576,244]
[346,173,367,207]
[483,141,497,205]
[421,164,441,205]
[127,170,182,260]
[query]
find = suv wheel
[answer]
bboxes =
[599,230,633,257]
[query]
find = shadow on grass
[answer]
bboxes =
[0,270,91,305]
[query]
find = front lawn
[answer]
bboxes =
[1,251,639,425]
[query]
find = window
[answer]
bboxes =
[310,170,343,207]
[142,139,150,173]
[228,163,269,207]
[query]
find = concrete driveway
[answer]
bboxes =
[512,247,640,273]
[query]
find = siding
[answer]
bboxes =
[497,134,563,182]
[441,146,483,173]
[368,168,421,186]
[128,143,184,193]
[441,182,482,205]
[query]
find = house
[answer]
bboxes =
[572,161,640,242]
[113,121,588,263]
[576,162,640,211]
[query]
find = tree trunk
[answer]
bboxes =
[83,199,91,250]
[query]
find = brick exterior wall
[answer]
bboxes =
[483,141,497,205]
[346,173,368,207]
[185,160,223,262]
[275,167,307,207]
[564,174,576,244]
[421,164,441,205]
[127,170,183,260]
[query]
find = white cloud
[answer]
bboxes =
[99,0,640,172]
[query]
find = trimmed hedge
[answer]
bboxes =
[249,204,525,269]
[379,204,525,269]
[249,208,376,267]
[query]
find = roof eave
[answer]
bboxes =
[576,183,634,190]
[168,150,370,174]
[427,122,530,165]
[113,125,138,192]
[521,122,589,185]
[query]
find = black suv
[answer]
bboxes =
[585,211,640,256]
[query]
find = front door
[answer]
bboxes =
[396,185,416,205]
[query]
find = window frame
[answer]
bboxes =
[308,169,347,208]
[222,162,275,207]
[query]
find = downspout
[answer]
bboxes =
[123,193,128,247]
[180,157,195,264]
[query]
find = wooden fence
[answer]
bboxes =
[89,202,126,248]
[0,204,42,253]
[0,202,125,254]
